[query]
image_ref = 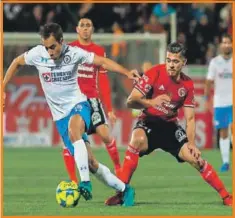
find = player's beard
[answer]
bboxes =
[224,50,232,56]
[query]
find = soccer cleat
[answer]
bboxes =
[79,181,92,201]
[223,195,233,206]
[122,184,135,207]
[105,191,123,206]
[220,163,229,172]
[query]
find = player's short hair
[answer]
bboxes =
[40,23,63,42]
[220,33,232,42]
[167,42,187,59]
[78,17,93,26]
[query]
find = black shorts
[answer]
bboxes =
[87,98,108,135]
[133,118,188,162]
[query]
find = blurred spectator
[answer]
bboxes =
[111,22,127,61]
[152,3,176,27]
[205,43,216,64]
[219,4,232,34]
[3,3,231,67]
[144,14,165,34]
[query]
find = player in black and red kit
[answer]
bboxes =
[105,42,232,206]
[62,18,121,183]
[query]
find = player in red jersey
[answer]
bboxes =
[105,42,232,206]
[62,18,121,183]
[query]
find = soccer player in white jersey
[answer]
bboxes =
[204,33,233,172]
[3,23,139,206]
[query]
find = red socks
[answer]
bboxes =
[200,161,229,199]
[62,148,78,183]
[120,145,140,184]
[105,139,121,170]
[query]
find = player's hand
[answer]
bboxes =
[127,69,141,82]
[187,144,201,160]
[108,111,117,126]
[149,94,171,107]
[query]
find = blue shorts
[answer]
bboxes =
[214,105,233,129]
[55,101,91,156]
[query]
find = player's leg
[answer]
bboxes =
[214,106,231,172]
[96,124,121,173]
[105,120,150,206]
[62,145,77,183]
[62,134,90,184]
[88,98,121,173]
[66,101,93,200]
[178,143,232,206]
[85,143,135,206]
[68,114,93,200]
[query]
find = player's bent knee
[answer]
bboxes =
[130,128,148,150]
[178,144,197,165]
[130,136,147,150]
[68,115,85,142]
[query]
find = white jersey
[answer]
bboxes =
[24,44,94,121]
[207,55,232,107]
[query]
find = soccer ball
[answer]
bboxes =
[56,180,80,208]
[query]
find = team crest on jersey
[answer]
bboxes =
[63,55,71,64]
[178,87,186,97]
[42,72,52,82]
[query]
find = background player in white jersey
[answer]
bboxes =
[3,23,138,205]
[204,33,233,172]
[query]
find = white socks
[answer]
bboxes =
[73,139,90,182]
[219,138,230,164]
[94,163,125,192]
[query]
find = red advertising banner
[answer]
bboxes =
[3,76,213,149]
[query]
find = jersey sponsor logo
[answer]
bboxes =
[159,85,165,90]
[175,129,187,142]
[77,65,94,72]
[178,87,186,97]
[42,71,73,82]
[218,72,232,79]
[154,105,169,114]
[63,55,71,64]
[78,73,94,78]
[41,57,49,63]
[92,112,102,125]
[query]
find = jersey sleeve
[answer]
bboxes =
[134,68,156,96]
[207,59,216,80]
[184,81,195,108]
[24,46,41,66]
[74,47,95,65]
[99,50,107,74]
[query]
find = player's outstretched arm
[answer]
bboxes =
[3,54,26,91]
[127,88,152,109]
[127,89,171,109]
[93,54,140,80]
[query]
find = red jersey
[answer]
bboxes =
[135,64,195,121]
[68,40,107,98]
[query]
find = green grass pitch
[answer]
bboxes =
[3,147,233,216]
